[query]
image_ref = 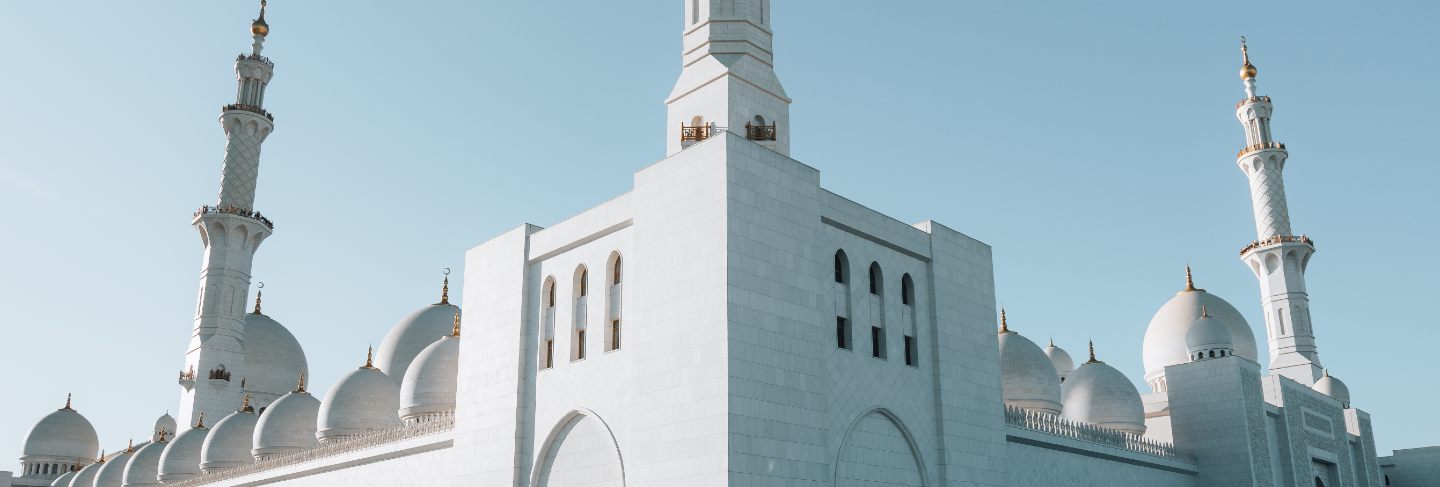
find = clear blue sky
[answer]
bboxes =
[1,1,1435,466]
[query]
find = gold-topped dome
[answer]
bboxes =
[1239,36,1257,80]
[251,1,270,37]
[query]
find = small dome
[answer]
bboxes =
[1314,370,1351,408]
[1061,345,1146,435]
[49,470,75,487]
[252,384,320,459]
[1185,308,1234,358]
[200,404,259,472]
[122,437,167,487]
[67,462,102,487]
[243,312,309,407]
[376,301,461,386]
[23,397,100,462]
[996,314,1062,414]
[1044,339,1075,382]
[92,447,134,487]
[317,353,402,442]
[153,413,177,442]
[1142,269,1257,387]
[157,418,209,483]
[400,333,460,423]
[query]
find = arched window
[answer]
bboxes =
[868,262,882,295]
[900,274,914,306]
[868,262,886,359]
[572,266,589,361]
[541,276,557,370]
[834,250,852,350]
[900,273,917,366]
[605,252,624,352]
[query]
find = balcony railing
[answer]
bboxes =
[194,205,274,230]
[681,124,713,142]
[745,123,777,141]
[222,103,274,121]
[236,53,274,66]
[1239,234,1313,256]
[1236,95,1272,109]
[207,367,231,382]
[1004,405,1186,461]
[168,412,455,486]
[1237,141,1285,158]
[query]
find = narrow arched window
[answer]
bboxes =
[541,276,557,370]
[834,251,848,284]
[868,262,882,295]
[605,252,624,352]
[901,274,914,306]
[900,273,917,366]
[868,262,886,359]
[572,266,589,361]
[834,250,852,350]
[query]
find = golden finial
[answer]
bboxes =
[438,268,451,305]
[241,393,254,413]
[452,311,462,337]
[126,439,135,453]
[1048,337,1055,347]
[295,372,307,393]
[63,393,72,410]
[195,411,206,429]
[251,0,270,37]
[1240,36,1257,80]
[1086,340,1099,364]
[998,308,1010,334]
[364,345,375,369]
[1183,265,1205,293]
[156,425,168,442]
[1200,305,1210,319]
[96,450,106,464]
[252,282,264,314]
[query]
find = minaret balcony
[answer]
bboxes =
[178,368,197,391]
[236,53,274,66]
[1237,141,1286,158]
[1235,95,1272,109]
[1239,234,1314,256]
[680,124,714,142]
[222,103,274,121]
[745,123,777,141]
[193,205,275,230]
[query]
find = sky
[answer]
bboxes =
[1,0,1436,468]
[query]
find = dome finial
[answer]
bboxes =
[126,438,135,453]
[438,268,451,305]
[63,392,72,410]
[251,0,270,37]
[364,345,375,369]
[1322,368,1330,377]
[97,450,106,464]
[1086,340,1099,364]
[1200,305,1209,318]
[295,372,307,393]
[1048,336,1055,347]
[195,411,206,429]
[252,282,264,314]
[1240,36,1257,80]
[241,393,254,413]
[156,425,168,443]
[999,308,1009,334]
[452,311,462,337]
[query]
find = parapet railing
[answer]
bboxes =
[194,205,275,230]
[680,123,780,143]
[1239,234,1313,256]
[237,53,274,66]
[222,103,275,121]
[169,412,455,486]
[1235,95,1272,109]
[1003,405,1187,461]
[1237,141,1286,158]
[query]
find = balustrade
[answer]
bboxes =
[194,205,275,229]
[1239,234,1313,256]
[1003,405,1187,461]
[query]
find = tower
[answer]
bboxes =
[666,0,791,156]
[178,1,277,427]
[1233,38,1323,385]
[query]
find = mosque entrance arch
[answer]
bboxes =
[833,409,925,486]
[532,410,624,487]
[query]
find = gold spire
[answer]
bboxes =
[252,282,264,314]
[156,425,168,443]
[1240,36,1257,80]
[452,311,462,337]
[1086,340,1099,364]
[364,345,375,369]
[195,411,206,429]
[1048,336,1055,347]
[438,268,451,305]
[295,372,307,393]
[96,450,106,464]
[241,393,254,413]
[1182,265,1205,293]
[251,0,270,37]
[998,308,1009,334]
[126,439,135,453]
[63,393,72,410]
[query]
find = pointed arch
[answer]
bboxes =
[834,250,853,350]
[605,251,624,352]
[532,409,625,487]
[833,408,927,486]
[541,276,557,370]
[572,265,590,361]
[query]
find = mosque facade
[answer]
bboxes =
[5,2,1431,486]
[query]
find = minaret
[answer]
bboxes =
[1233,38,1323,385]
[666,0,790,156]
[179,1,277,427]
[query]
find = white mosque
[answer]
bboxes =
[5,2,1437,486]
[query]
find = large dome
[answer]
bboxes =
[317,356,402,442]
[253,386,320,459]
[67,462,101,487]
[49,470,75,487]
[122,436,167,487]
[23,398,100,462]
[375,291,461,385]
[1044,339,1075,383]
[92,447,134,487]
[200,405,259,472]
[400,333,460,423]
[1142,270,1257,389]
[243,312,309,407]
[997,316,1062,414]
[1061,346,1146,435]
[157,419,209,483]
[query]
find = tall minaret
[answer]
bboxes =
[666,0,791,156]
[1233,38,1323,385]
[177,1,277,427]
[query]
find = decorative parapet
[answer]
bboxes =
[236,53,274,66]
[1237,141,1286,158]
[1239,234,1313,256]
[194,205,275,230]
[1235,95,1272,109]
[168,412,454,486]
[221,103,275,121]
[1003,405,1186,461]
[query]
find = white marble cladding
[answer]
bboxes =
[1255,374,1382,486]
[1380,447,1440,487]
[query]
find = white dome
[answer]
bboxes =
[200,407,259,472]
[157,421,209,482]
[1061,351,1146,435]
[1314,370,1351,407]
[122,437,166,487]
[252,388,320,459]
[998,327,1062,414]
[400,334,460,422]
[92,448,134,487]
[23,400,100,462]
[1185,311,1234,358]
[1044,340,1075,382]
[67,462,101,487]
[49,470,75,487]
[243,312,310,407]
[152,414,176,442]
[1142,275,1257,387]
[376,302,461,385]
[317,361,402,442]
